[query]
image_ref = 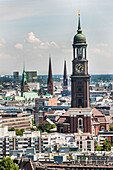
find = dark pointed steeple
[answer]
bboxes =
[47,57,53,84]
[21,64,29,97]
[21,64,27,85]
[63,60,68,90]
[47,57,53,95]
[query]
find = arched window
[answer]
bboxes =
[101,127,105,131]
[78,118,83,132]
[60,127,64,133]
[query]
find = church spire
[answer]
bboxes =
[63,60,68,91]
[47,57,53,95]
[21,64,29,97]
[48,57,53,84]
[77,13,82,34]
[22,64,27,84]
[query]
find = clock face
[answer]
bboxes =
[75,63,84,73]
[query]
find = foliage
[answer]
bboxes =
[95,144,103,151]
[8,128,24,136]
[36,122,56,133]
[103,139,111,151]
[109,125,113,131]
[8,127,15,131]
[15,129,24,136]
[0,157,19,170]
[32,119,34,127]
[30,127,35,131]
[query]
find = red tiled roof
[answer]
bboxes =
[58,117,66,123]
[49,110,55,114]
[98,117,105,122]
[62,110,70,117]
[92,108,103,116]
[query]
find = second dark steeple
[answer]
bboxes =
[47,57,53,95]
[63,60,68,91]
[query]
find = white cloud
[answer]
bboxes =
[96,43,108,47]
[39,42,49,49]
[0,53,12,59]
[25,32,41,43]
[50,41,59,48]
[25,32,59,49]
[0,39,5,48]
[39,41,59,49]
[91,47,101,54]
[14,43,23,49]
[62,49,72,53]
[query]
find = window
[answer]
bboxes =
[78,118,83,132]
[101,127,105,131]
[60,127,64,133]
[78,99,82,107]
[78,87,82,92]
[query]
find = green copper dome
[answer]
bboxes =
[74,33,86,44]
[73,14,86,45]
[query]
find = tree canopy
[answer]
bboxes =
[8,128,24,136]
[103,139,111,151]
[95,144,103,151]
[0,157,19,170]
[37,122,56,133]
[109,125,113,131]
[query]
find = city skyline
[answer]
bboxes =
[0,0,113,75]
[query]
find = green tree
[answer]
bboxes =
[31,118,34,127]
[109,125,113,131]
[37,122,56,133]
[95,144,103,151]
[8,128,24,136]
[0,157,19,170]
[103,139,111,151]
[31,127,35,131]
[15,129,24,136]
[8,127,15,131]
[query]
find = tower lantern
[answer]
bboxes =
[73,13,87,61]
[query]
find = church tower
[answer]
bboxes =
[21,65,29,97]
[63,60,68,91]
[71,13,90,108]
[47,57,53,95]
[69,14,92,133]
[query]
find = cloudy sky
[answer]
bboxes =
[0,0,113,75]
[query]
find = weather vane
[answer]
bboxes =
[77,10,80,16]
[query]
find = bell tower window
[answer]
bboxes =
[77,47,83,60]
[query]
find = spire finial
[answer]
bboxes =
[76,10,82,34]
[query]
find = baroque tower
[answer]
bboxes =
[69,14,92,133]
[63,60,68,91]
[47,57,53,95]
